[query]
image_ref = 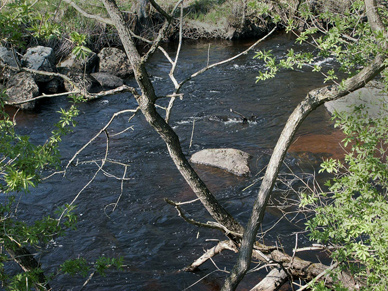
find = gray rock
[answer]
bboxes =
[22,46,56,82]
[190,148,251,176]
[0,46,19,82]
[98,47,133,78]
[57,51,97,73]
[0,46,19,67]
[325,81,388,117]
[91,72,124,89]
[6,72,39,109]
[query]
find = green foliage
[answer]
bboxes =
[5,268,45,291]
[301,106,388,290]
[61,258,90,277]
[70,31,92,60]
[0,0,62,46]
[95,256,124,276]
[28,11,61,41]
[0,0,33,46]
[252,1,388,288]
[0,91,84,288]
[252,0,387,85]
[60,256,124,278]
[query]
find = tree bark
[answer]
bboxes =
[101,0,243,234]
[183,240,237,272]
[250,268,288,291]
[222,55,386,291]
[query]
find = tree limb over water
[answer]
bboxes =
[222,0,388,289]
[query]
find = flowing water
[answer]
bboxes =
[7,34,342,290]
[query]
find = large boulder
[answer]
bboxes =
[57,51,98,74]
[325,81,388,117]
[21,46,56,82]
[98,47,133,78]
[190,148,251,176]
[0,46,19,82]
[6,72,39,110]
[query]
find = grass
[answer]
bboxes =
[1,0,247,51]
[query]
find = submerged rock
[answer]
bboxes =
[190,148,251,176]
[325,81,388,117]
[6,72,39,109]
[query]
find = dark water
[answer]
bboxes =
[8,34,339,290]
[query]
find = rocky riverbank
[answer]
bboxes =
[0,45,135,109]
[1,0,378,110]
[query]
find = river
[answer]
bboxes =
[8,34,342,290]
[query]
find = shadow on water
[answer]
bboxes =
[6,34,345,290]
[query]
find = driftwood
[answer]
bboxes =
[184,239,359,290]
[250,268,288,291]
[183,240,238,272]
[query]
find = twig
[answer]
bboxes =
[5,91,78,105]
[291,233,298,268]
[189,119,195,150]
[180,27,276,88]
[183,269,220,290]
[296,262,339,291]
[79,271,95,291]
[112,164,127,211]
[64,108,139,173]
[165,26,276,123]
[59,130,110,221]
[165,198,235,232]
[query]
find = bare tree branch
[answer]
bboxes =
[165,26,276,123]
[183,240,237,272]
[102,0,244,234]
[62,0,113,25]
[5,91,78,106]
[149,0,173,21]
[65,107,140,173]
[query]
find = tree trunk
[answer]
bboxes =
[222,55,386,291]
[101,0,243,234]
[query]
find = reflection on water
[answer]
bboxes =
[7,34,343,290]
